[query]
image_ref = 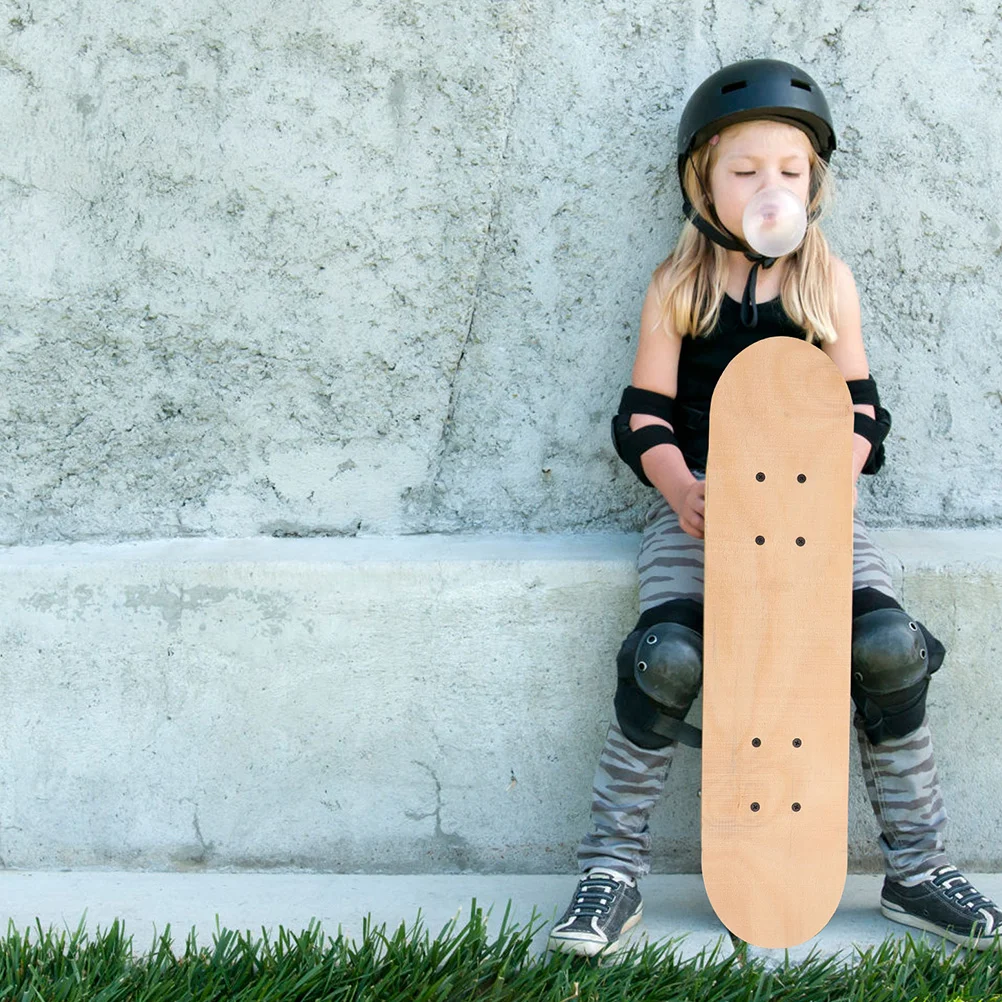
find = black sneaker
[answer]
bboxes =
[547,869,643,956]
[881,865,1002,949]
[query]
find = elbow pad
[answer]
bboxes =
[611,386,680,487]
[847,377,892,475]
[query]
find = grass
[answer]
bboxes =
[1,904,1001,1001]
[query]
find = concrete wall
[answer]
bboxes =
[3,531,1001,873]
[2,2,1001,874]
[0,0,999,545]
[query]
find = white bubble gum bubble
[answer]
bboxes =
[742,186,808,258]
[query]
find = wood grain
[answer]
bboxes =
[701,337,854,948]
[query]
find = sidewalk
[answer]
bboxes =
[4,872,999,962]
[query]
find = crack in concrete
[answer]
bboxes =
[429,4,532,494]
[406,760,472,869]
[405,760,444,826]
[192,809,213,863]
[705,0,723,68]
[264,519,363,538]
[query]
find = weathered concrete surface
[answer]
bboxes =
[1,530,1000,872]
[0,1,1000,546]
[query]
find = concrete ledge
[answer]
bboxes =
[1,531,1000,872]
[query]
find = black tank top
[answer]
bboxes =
[674,294,819,471]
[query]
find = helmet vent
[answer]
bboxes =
[791,78,812,91]
[720,80,747,95]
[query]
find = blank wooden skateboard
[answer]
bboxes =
[701,337,854,948]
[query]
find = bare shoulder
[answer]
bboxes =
[632,274,682,397]
[830,254,860,304]
[638,273,675,339]
[821,255,869,379]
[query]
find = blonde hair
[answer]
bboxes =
[654,126,838,344]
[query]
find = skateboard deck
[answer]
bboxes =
[701,336,854,949]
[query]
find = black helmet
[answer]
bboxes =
[673,60,836,330]
[676,58,836,172]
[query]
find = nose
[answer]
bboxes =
[758,167,783,189]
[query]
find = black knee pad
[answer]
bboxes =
[614,599,703,750]
[851,587,946,743]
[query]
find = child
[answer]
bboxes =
[548,58,1002,956]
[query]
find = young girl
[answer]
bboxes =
[548,58,1002,956]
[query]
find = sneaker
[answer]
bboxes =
[547,869,643,957]
[881,865,1002,949]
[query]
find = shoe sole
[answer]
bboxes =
[881,899,1000,951]
[547,907,643,958]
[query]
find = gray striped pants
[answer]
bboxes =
[579,495,949,882]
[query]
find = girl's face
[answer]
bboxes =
[706,121,813,243]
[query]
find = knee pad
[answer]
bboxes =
[850,589,946,743]
[614,599,703,750]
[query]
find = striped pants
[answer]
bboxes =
[579,494,949,882]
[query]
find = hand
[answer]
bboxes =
[677,480,706,539]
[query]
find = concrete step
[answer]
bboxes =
[3,871,1001,962]
[2,530,1000,871]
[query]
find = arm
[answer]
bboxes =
[821,258,879,482]
[618,279,705,535]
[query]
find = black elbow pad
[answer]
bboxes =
[611,386,680,487]
[847,377,892,475]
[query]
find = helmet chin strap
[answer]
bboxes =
[683,155,776,328]
[681,195,776,328]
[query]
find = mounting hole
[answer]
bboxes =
[792,803,802,812]
[756,472,766,482]
[792,738,802,748]
[796,537,806,547]
[637,661,647,672]
[751,737,761,748]
[797,474,807,483]
[755,535,765,545]
[750,802,760,812]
